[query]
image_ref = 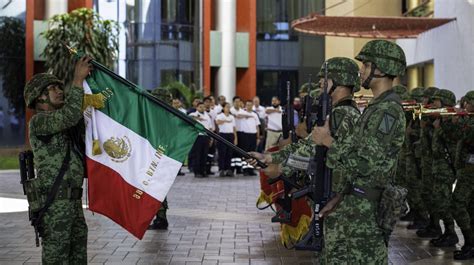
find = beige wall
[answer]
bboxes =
[325,0,402,94]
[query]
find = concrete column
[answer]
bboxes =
[45,0,68,18]
[407,0,421,10]
[407,67,420,90]
[423,63,434,88]
[215,0,236,100]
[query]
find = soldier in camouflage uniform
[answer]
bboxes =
[427,89,459,247]
[404,87,430,229]
[451,91,474,259]
[299,82,318,99]
[148,88,173,230]
[312,40,407,264]
[24,56,92,264]
[416,86,442,238]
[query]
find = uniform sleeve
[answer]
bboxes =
[327,105,405,186]
[30,86,84,136]
[331,108,358,140]
[271,142,299,164]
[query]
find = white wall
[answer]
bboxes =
[397,0,474,100]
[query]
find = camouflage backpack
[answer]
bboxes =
[377,177,408,240]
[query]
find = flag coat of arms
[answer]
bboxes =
[82,68,202,239]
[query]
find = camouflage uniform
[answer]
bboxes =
[25,73,87,264]
[392,85,410,190]
[452,91,474,259]
[404,87,430,228]
[322,40,406,264]
[428,89,459,247]
[149,88,173,230]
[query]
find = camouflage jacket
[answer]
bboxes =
[405,119,422,159]
[272,96,360,180]
[455,116,474,174]
[326,89,406,193]
[431,117,459,179]
[29,85,85,194]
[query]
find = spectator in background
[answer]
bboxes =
[230,96,246,174]
[215,102,237,177]
[214,95,226,113]
[204,96,216,175]
[189,102,213,178]
[252,96,266,152]
[265,96,283,150]
[293,97,301,127]
[240,100,261,176]
[172,98,187,114]
[187,96,201,114]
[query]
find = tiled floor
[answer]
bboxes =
[0,169,471,264]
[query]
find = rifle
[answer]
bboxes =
[292,61,332,251]
[282,81,296,142]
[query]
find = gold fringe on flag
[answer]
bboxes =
[280,214,311,248]
[82,93,105,111]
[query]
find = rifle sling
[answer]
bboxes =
[32,144,71,227]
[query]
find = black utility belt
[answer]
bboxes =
[349,185,383,202]
[55,187,83,200]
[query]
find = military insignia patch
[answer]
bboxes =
[377,112,396,135]
[103,136,132,163]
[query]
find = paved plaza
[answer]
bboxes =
[0,169,470,265]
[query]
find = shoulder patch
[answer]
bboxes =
[378,112,397,135]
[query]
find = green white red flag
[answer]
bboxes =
[83,68,202,239]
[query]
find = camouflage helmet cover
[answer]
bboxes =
[432,89,456,107]
[24,73,64,109]
[410,87,425,102]
[309,88,322,107]
[424,86,439,98]
[317,57,361,93]
[355,40,407,76]
[299,82,318,94]
[392,85,410,101]
[151,88,173,104]
[463,90,474,105]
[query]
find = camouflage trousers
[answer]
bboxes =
[420,160,435,217]
[452,168,474,231]
[42,199,87,264]
[321,195,387,265]
[405,154,428,220]
[431,161,456,232]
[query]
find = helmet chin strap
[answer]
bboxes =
[361,63,386,89]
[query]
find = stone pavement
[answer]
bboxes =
[0,169,471,265]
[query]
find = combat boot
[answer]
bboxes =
[416,225,442,238]
[148,217,169,230]
[454,245,474,260]
[431,233,459,247]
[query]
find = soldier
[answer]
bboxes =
[452,90,474,259]
[404,87,430,230]
[24,56,92,264]
[248,57,361,255]
[299,82,318,99]
[427,89,459,247]
[148,88,173,230]
[416,86,442,238]
[312,40,407,263]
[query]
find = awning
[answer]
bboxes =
[291,14,455,39]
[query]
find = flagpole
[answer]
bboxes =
[64,44,267,168]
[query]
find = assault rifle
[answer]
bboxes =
[292,61,332,251]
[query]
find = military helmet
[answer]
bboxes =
[355,40,406,76]
[299,82,318,94]
[151,88,173,104]
[464,91,474,106]
[410,87,425,102]
[423,86,439,98]
[24,73,63,109]
[392,85,410,100]
[318,57,361,92]
[432,89,456,107]
[309,88,322,99]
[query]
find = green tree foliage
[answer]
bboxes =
[41,8,119,85]
[161,81,202,108]
[0,17,25,116]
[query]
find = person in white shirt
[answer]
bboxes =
[189,102,213,178]
[240,100,261,176]
[172,98,187,114]
[230,96,245,174]
[204,96,217,175]
[252,96,266,152]
[265,96,283,150]
[214,95,226,114]
[215,102,238,177]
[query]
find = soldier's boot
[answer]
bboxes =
[454,245,474,260]
[431,226,459,247]
[407,212,429,230]
[400,210,415,221]
[148,217,169,230]
[417,224,442,238]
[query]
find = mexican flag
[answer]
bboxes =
[83,67,202,239]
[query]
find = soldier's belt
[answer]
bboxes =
[285,154,310,171]
[56,187,83,200]
[349,185,383,202]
